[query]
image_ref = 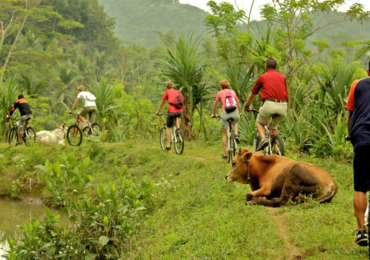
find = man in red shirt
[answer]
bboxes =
[244,58,288,151]
[156,81,184,150]
[212,80,241,159]
[345,61,370,246]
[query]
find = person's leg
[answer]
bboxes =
[354,191,367,230]
[175,114,181,129]
[166,127,171,148]
[220,110,229,157]
[353,146,370,246]
[166,113,175,149]
[79,108,89,128]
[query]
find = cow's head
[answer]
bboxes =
[225,148,252,184]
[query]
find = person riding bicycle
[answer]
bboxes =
[7,94,33,145]
[345,60,370,246]
[244,57,288,151]
[212,80,241,160]
[70,85,97,129]
[156,81,184,150]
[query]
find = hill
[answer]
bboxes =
[98,0,209,47]
[99,0,369,49]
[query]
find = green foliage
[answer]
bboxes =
[7,211,84,259]
[69,177,149,258]
[39,154,92,208]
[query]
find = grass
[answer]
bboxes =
[0,140,367,259]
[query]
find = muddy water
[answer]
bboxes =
[0,198,48,258]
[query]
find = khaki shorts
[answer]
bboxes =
[18,114,32,131]
[256,101,287,130]
[221,109,240,129]
[80,106,97,124]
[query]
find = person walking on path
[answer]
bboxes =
[345,60,370,246]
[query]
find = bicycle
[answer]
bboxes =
[158,114,184,154]
[212,115,238,163]
[249,109,285,156]
[7,117,36,146]
[66,113,102,146]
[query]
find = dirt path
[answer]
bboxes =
[269,208,303,260]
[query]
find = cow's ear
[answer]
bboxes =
[244,152,252,162]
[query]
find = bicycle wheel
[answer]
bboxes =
[8,128,18,146]
[160,127,167,151]
[67,124,83,146]
[271,135,285,156]
[227,134,236,163]
[24,127,36,145]
[83,123,102,137]
[174,128,184,154]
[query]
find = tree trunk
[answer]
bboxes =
[181,94,195,140]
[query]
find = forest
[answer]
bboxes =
[0,0,369,258]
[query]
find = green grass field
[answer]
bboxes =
[0,141,367,259]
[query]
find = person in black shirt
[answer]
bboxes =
[7,94,32,144]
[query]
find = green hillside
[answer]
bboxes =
[98,0,208,47]
[99,0,369,48]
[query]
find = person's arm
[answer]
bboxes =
[70,98,79,113]
[347,111,353,139]
[156,99,165,115]
[244,93,257,111]
[8,103,17,117]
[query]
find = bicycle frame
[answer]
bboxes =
[226,119,236,154]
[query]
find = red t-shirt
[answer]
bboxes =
[251,69,288,102]
[162,88,183,113]
[216,89,239,109]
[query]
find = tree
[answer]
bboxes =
[162,36,207,138]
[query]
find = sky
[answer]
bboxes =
[179,0,370,21]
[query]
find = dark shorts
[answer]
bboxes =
[167,112,182,128]
[353,145,370,192]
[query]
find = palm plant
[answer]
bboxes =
[0,80,18,138]
[162,35,207,138]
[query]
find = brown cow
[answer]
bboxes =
[225,148,337,207]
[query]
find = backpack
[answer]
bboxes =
[224,90,237,113]
[170,90,184,109]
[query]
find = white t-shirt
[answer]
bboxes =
[77,91,96,107]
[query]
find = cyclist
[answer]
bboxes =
[345,60,370,246]
[7,94,33,145]
[244,57,288,151]
[212,79,241,160]
[70,85,97,129]
[156,81,184,150]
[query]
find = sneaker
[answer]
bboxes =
[355,229,368,246]
[257,138,268,151]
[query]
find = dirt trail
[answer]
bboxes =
[269,208,303,260]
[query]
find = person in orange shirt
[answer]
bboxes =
[345,60,370,246]
[212,80,241,159]
[156,81,184,150]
